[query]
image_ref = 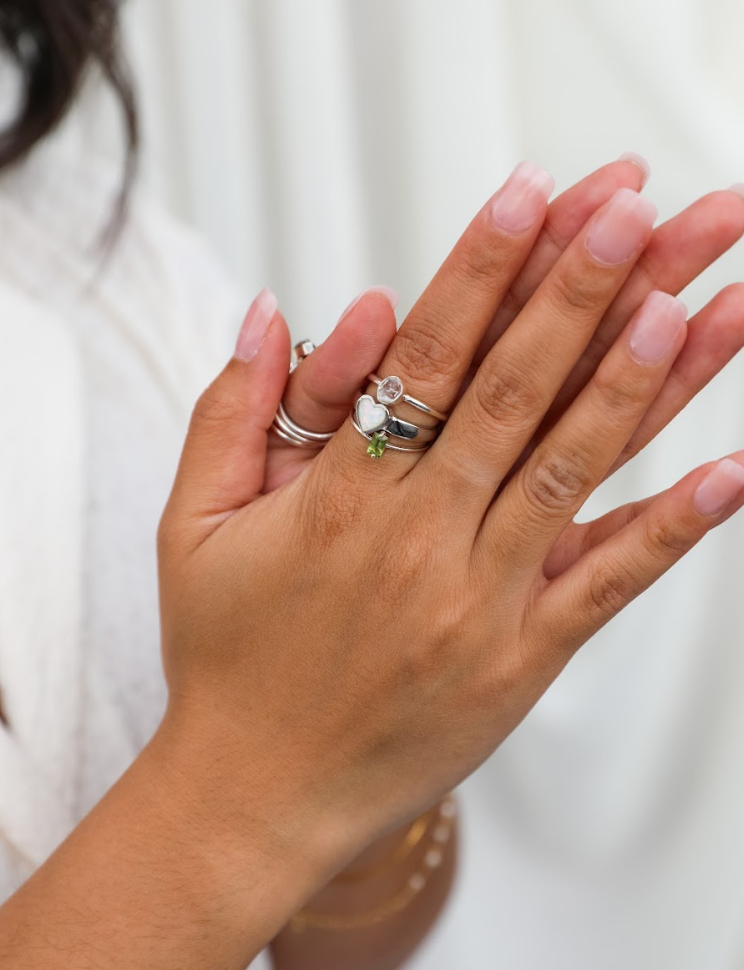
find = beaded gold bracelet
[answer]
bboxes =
[330,809,432,885]
[290,795,457,932]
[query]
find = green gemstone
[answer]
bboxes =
[366,432,389,459]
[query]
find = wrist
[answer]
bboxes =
[143,706,353,941]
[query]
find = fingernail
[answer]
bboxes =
[585,188,658,266]
[728,183,744,200]
[618,151,651,188]
[490,160,555,235]
[234,287,278,362]
[693,459,744,516]
[628,291,688,364]
[338,285,399,326]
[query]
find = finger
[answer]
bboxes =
[163,288,290,546]
[324,160,555,479]
[428,188,658,507]
[605,282,744,477]
[531,452,744,652]
[277,286,398,439]
[534,188,744,438]
[478,290,687,566]
[542,491,662,580]
[463,154,648,386]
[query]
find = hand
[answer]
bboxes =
[261,157,744,502]
[238,158,744,917]
[156,166,744,912]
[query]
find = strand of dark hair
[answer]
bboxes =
[0,0,138,240]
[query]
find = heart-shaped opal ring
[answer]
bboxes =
[352,373,447,459]
[355,394,390,434]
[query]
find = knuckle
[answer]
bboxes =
[473,362,543,425]
[521,447,593,516]
[586,558,633,617]
[191,383,244,431]
[643,515,692,559]
[549,272,603,318]
[592,366,644,418]
[391,320,460,387]
[455,235,505,288]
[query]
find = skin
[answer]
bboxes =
[1,158,744,970]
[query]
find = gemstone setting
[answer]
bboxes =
[366,432,389,459]
[356,394,390,433]
[377,375,404,406]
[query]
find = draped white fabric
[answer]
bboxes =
[11,1,744,966]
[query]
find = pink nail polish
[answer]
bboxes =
[338,285,399,326]
[693,459,744,516]
[234,287,278,362]
[490,160,555,235]
[585,188,658,266]
[628,291,687,364]
[618,152,651,188]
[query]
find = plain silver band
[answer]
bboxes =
[270,340,336,449]
[367,373,449,422]
[351,411,431,452]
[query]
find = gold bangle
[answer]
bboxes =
[290,795,457,932]
[330,809,433,885]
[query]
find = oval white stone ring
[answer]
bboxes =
[367,373,450,423]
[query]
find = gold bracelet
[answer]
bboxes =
[290,795,457,932]
[330,809,433,885]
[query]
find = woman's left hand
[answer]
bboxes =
[255,156,744,939]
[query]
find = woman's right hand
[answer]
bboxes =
[155,169,744,928]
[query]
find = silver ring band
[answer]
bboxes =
[367,373,449,422]
[271,340,337,449]
[351,411,430,453]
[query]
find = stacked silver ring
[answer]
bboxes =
[270,341,335,449]
[351,373,449,459]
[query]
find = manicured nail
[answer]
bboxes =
[234,287,278,362]
[338,285,399,326]
[628,291,687,364]
[728,183,744,200]
[490,160,555,235]
[693,459,744,516]
[585,188,658,266]
[618,151,651,188]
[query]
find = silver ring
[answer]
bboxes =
[351,410,431,458]
[367,373,449,423]
[271,340,336,449]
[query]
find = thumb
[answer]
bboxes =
[166,287,291,537]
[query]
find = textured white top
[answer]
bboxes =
[0,136,270,968]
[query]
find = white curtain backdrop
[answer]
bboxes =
[75,1,744,966]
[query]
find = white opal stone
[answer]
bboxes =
[424,848,443,868]
[439,799,456,819]
[432,824,451,844]
[356,394,389,433]
[377,375,403,405]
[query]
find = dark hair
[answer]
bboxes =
[0,0,138,231]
